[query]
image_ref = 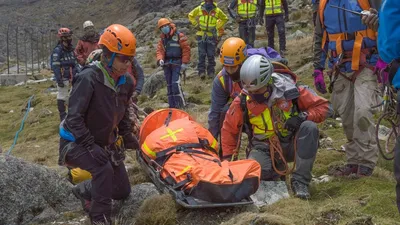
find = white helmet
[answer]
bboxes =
[83,20,94,29]
[240,55,273,92]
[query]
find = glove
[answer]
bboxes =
[157,59,164,67]
[88,144,109,165]
[57,82,65,88]
[181,63,188,72]
[123,133,139,150]
[258,18,264,26]
[284,112,308,132]
[235,17,241,23]
[131,91,139,102]
[374,58,389,84]
[361,8,379,31]
[285,15,289,22]
[313,69,327,94]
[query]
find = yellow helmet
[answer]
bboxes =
[219,37,247,66]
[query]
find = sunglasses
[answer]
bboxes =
[61,36,72,41]
[115,54,134,64]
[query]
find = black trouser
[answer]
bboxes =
[238,20,256,47]
[61,140,131,222]
[265,14,286,53]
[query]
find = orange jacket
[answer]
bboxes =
[74,40,99,66]
[156,23,191,64]
[221,85,332,159]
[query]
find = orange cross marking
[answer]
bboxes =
[160,128,183,142]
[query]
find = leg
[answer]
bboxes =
[248,141,275,180]
[171,65,186,108]
[197,36,206,78]
[248,26,256,48]
[111,161,131,200]
[353,69,381,174]
[265,16,276,49]
[164,66,174,108]
[330,73,359,175]
[238,23,247,44]
[275,15,287,56]
[206,37,217,78]
[57,80,70,121]
[66,146,113,223]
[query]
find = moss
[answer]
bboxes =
[135,194,177,225]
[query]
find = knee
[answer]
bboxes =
[92,162,113,178]
[299,121,318,136]
[114,184,131,200]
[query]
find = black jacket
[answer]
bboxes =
[63,62,134,148]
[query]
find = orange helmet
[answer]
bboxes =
[99,24,136,56]
[58,28,72,37]
[219,37,247,66]
[157,18,171,28]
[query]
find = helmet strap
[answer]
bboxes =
[107,52,116,69]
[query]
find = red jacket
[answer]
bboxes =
[221,84,332,159]
[75,40,99,66]
[156,23,191,64]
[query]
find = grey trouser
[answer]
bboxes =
[248,121,319,185]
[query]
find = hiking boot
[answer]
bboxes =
[72,185,91,213]
[199,72,206,80]
[91,214,111,225]
[329,164,358,177]
[291,179,310,200]
[356,165,374,178]
[207,72,215,79]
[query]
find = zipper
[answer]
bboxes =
[342,3,348,31]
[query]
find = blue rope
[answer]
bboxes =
[7,95,35,156]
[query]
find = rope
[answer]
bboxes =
[6,95,35,156]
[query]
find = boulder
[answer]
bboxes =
[142,70,166,97]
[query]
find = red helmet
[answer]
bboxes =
[58,28,72,38]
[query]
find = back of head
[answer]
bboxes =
[240,55,273,92]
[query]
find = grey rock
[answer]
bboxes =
[142,70,166,97]
[0,155,79,225]
[287,30,306,40]
[294,62,313,76]
[250,181,290,207]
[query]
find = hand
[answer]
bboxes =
[258,18,264,26]
[235,17,241,23]
[284,112,308,132]
[123,133,139,150]
[361,8,379,31]
[313,69,327,94]
[181,63,188,72]
[88,144,109,165]
[157,59,164,67]
[57,82,65,88]
[374,58,389,84]
[131,91,139,102]
[285,15,289,22]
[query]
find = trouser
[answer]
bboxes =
[163,65,186,108]
[330,68,381,169]
[248,121,319,185]
[395,137,400,213]
[61,140,131,222]
[238,20,256,47]
[57,80,70,121]
[197,35,217,77]
[265,15,286,53]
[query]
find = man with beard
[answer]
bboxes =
[58,24,139,225]
[51,27,79,121]
[75,21,100,66]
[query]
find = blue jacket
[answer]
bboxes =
[51,43,78,83]
[378,0,400,88]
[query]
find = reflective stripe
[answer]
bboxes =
[265,0,282,15]
[160,128,184,142]
[176,165,192,177]
[142,142,156,158]
[52,62,61,65]
[237,0,258,18]
[211,138,218,149]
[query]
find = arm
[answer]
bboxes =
[133,58,144,94]
[221,97,244,160]
[258,0,265,18]
[188,7,200,26]
[216,8,229,30]
[227,0,238,19]
[282,0,289,16]
[179,33,191,64]
[313,12,327,70]
[156,39,165,62]
[74,40,85,66]
[64,71,94,147]
[296,86,333,123]
[208,76,230,139]
[51,47,63,84]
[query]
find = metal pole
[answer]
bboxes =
[16,26,19,74]
[41,33,44,69]
[37,31,40,74]
[25,32,28,76]
[31,30,34,76]
[6,24,10,74]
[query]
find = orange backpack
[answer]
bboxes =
[139,109,261,203]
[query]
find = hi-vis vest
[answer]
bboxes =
[237,0,258,19]
[247,96,296,140]
[319,0,377,71]
[163,32,182,59]
[265,0,283,15]
[217,71,242,100]
[199,7,218,32]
